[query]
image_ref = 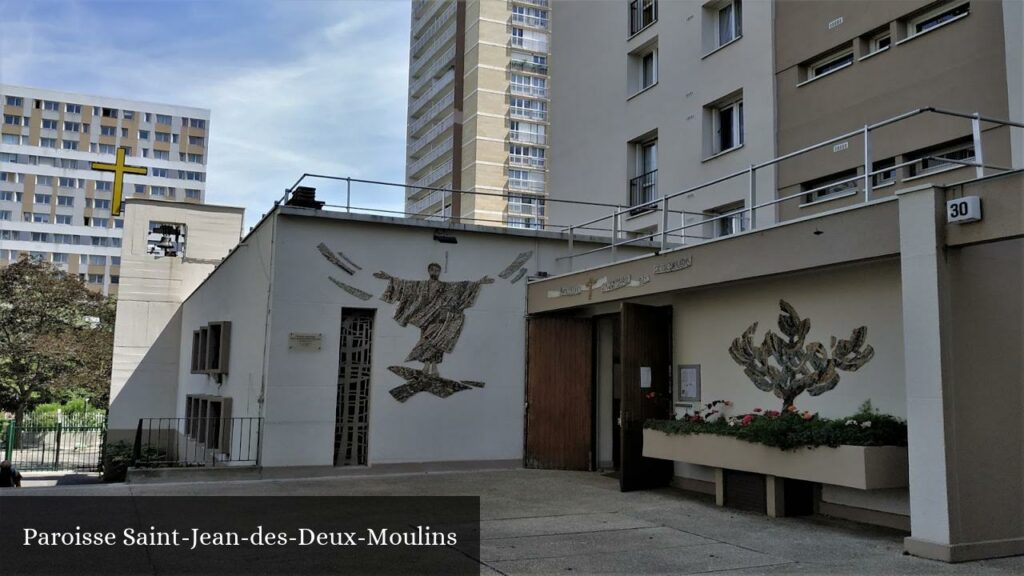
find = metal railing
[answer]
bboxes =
[556,107,1024,271]
[411,22,457,78]
[409,91,455,136]
[2,419,106,472]
[409,114,454,156]
[509,178,546,193]
[407,135,453,177]
[510,59,548,75]
[409,45,456,97]
[510,130,546,145]
[410,69,455,116]
[411,2,456,56]
[510,105,547,121]
[629,169,657,214]
[133,417,261,467]
[510,36,548,53]
[512,13,548,29]
[511,83,548,98]
[510,154,545,168]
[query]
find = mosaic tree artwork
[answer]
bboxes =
[374,263,494,402]
[727,300,875,411]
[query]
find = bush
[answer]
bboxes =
[101,441,170,482]
[644,400,907,451]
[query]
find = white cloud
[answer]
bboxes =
[0,0,412,228]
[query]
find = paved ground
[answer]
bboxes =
[12,468,1024,575]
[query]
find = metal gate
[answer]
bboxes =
[1,420,106,472]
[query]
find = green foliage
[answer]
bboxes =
[645,402,907,451]
[101,441,169,482]
[0,257,115,424]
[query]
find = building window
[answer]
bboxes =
[708,201,747,237]
[512,5,548,29]
[801,168,859,204]
[509,121,546,145]
[151,186,167,196]
[100,125,116,136]
[43,100,59,111]
[155,131,171,143]
[907,1,969,38]
[187,153,204,163]
[152,167,168,178]
[871,158,897,187]
[508,168,545,192]
[35,175,53,187]
[93,199,111,210]
[33,213,50,223]
[716,0,741,46]
[123,110,134,120]
[506,195,546,224]
[55,215,72,225]
[62,140,78,151]
[805,47,855,82]
[511,74,547,98]
[864,28,892,56]
[52,253,68,264]
[0,210,10,221]
[154,150,170,160]
[189,118,206,129]
[629,139,657,211]
[510,145,545,168]
[91,217,109,228]
[707,95,744,156]
[57,195,74,206]
[40,137,57,148]
[41,119,58,130]
[629,0,657,36]
[65,103,82,114]
[63,121,80,132]
[156,114,172,125]
[905,139,975,178]
[34,193,51,205]
[5,96,23,107]
[185,188,201,200]
[629,44,658,95]
[89,255,106,266]
[510,97,547,121]
[188,135,205,146]
[147,221,187,257]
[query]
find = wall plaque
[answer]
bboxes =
[288,332,322,351]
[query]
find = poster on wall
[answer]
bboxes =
[640,366,652,389]
[677,364,701,404]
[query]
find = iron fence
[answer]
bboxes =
[133,417,261,467]
[2,420,106,472]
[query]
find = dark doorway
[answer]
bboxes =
[335,308,374,466]
[593,315,621,473]
[619,302,673,491]
[525,316,593,470]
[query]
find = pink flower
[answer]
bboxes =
[741,414,755,426]
[753,407,763,413]
[766,410,780,417]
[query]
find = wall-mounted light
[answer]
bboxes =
[433,231,458,244]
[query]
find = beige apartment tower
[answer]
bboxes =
[0,85,210,295]
[406,0,551,229]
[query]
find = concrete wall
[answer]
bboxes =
[108,200,243,441]
[173,207,633,468]
[547,0,777,236]
[774,0,1013,219]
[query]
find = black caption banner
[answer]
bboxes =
[0,496,481,576]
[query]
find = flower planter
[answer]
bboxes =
[642,429,908,490]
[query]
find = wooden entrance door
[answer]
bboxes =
[525,316,593,470]
[619,303,673,491]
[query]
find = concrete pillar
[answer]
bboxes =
[766,475,785,518]
[714,468,725,506]
[897,184,957,560]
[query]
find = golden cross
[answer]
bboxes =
[91,146,147,216]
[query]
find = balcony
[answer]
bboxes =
[408,189,447,215]
[409,159,452,191]
[413,0,448,23]
[510,59,548,75]
[510,154,545,169]
[510,106,547,122]
[412,2,456,55]
[628,169,657,215]
[410,45,456,97]
[509,130,546,145]
[409,114,454,157]
[407,136,453,178]
[513,0,548,6]
[510,83,548,99]
[509,178,545,193]
[511,13,548,30]
[410,69,455,116]
[409,91,455,136]
[507,201,546,218]
[510,36,548,53]
[412,23,456,78]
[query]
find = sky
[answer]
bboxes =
[0,0,412,227]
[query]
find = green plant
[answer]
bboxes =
[645,401,906,451]
[101,441,170,482]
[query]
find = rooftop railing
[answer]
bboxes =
[556,107,1024,270]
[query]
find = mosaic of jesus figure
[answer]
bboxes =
[373,263,494,376]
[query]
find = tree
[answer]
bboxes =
[0,257,115,426]
[728,300,874,411]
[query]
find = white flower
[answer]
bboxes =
[845,419,858,426]
[861,421,872,428]
[728,420,737,427]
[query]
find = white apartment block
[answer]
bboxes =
[405,0,552,230]
[0,85,210,294]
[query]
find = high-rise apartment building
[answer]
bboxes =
[549,0,1022,242]
[405,0,551,229]
[0,85,210,294]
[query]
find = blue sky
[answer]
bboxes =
[0,0,412,227]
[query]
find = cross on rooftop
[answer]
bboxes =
[91,146,147,216]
